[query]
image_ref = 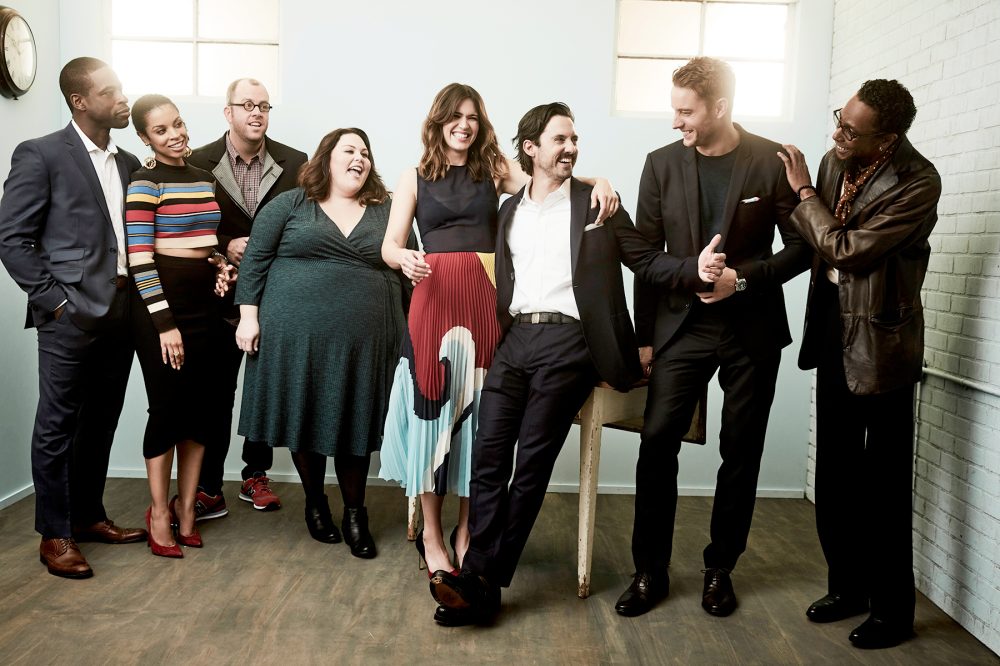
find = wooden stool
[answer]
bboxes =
[574,380,706,598]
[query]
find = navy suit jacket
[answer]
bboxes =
[0,123,139,330]
[495,178,681,391]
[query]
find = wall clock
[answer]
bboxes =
[0,6,36,99]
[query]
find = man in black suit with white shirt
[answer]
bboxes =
[430,102,681,625]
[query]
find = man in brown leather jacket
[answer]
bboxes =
[779,79,941,650]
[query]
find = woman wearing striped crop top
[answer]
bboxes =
[125,94,226,558]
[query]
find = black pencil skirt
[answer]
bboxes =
[131,254,235,459]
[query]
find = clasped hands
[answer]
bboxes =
[696,233,737,303]
[399,249,431,286]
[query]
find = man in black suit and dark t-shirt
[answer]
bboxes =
[429,102,682,626]
[188,78,307,520]
[616,57,810,618]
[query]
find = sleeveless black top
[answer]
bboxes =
[415,165,498,253]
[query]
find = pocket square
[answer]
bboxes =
[584,222,604,231]
[740,196,761,204]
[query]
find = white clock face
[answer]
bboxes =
[4,15,35,91]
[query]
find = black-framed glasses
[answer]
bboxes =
[833,108,882,142]
[229,101,272,113]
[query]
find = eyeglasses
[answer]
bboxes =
[229,101,272,113]
[833,108,882,142]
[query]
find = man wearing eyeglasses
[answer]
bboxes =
[187,78,308,520]
[778,79,941,650]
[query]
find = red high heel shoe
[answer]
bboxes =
[145,507,183,558]
[169,496,203,548]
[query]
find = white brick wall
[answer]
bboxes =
[806,0,1000,654]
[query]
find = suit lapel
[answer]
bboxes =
[63,125,113,224]
[848,160,898,222]
[717,138,752,251]
[212,159,251,217]
[256,150,284,205]
[682,148,701,251]
[569,178,587,276]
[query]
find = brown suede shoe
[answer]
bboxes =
[39,538,93,579]
[73,519,147,544]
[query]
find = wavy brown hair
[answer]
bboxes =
[298,128,388,206]
[418,83,507,183]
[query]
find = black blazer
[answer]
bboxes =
[496,178,681,391]
[633,125,810,360]
[0,123,139,330]
[187,134,307,253]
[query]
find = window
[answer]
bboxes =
[111,0,279,99]
[615,0,795,117]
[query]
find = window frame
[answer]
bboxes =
[108,0,281,101]
[613,0,799,121]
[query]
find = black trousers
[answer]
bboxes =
[813,279,916,625]
[197,338,272,494]
[631,305,780,573]
[464,322,598,587]
[32,285,133,538]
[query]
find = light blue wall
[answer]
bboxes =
[1,0,835,506]
[0,0,63,508]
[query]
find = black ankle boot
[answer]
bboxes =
[342,507,377,559]
[305,497,341,544]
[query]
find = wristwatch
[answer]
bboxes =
[734,268,747,292]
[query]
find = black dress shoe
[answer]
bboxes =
[849,615,914,649]
[341,507,377,559]
[702,568,737,617]
[615,572,669,617]
[430,569,500,618]
[304,497,341,543]
[806,593,869,623]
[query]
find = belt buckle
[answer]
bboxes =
[530,312,540,324]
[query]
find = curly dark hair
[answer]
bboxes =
[857,79,916,136]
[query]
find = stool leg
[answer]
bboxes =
[578,391,604,598]
[407,495,421,541]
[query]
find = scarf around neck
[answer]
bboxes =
[834,140,897,223]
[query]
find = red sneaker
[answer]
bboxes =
[239,474,282,511]
[194,490,229,522]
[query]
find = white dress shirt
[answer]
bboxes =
[71,120,127,276]
[507,178,580,320]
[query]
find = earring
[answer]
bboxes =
[142,144,156,169]
[183,146,193,158]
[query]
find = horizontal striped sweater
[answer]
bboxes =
[125,162,221,332]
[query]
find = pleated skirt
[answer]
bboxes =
[378,252,501,496]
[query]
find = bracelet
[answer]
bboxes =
[797,184,816,200]
[211,249,229,265]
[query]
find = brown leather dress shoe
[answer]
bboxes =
[39,538,93,579]
[73,519,147,544]
[702,568,738,617]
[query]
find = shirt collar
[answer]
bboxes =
[225,131,266,165]
[71,120,118,155]
[521,177,571,207]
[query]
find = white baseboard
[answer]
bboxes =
[101,468,805,499]
[0,484,35,510]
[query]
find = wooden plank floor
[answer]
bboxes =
[0,479,995,665]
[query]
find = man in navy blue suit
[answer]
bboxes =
[0,57,147,578]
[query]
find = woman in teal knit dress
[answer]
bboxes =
[234,128,410,558]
